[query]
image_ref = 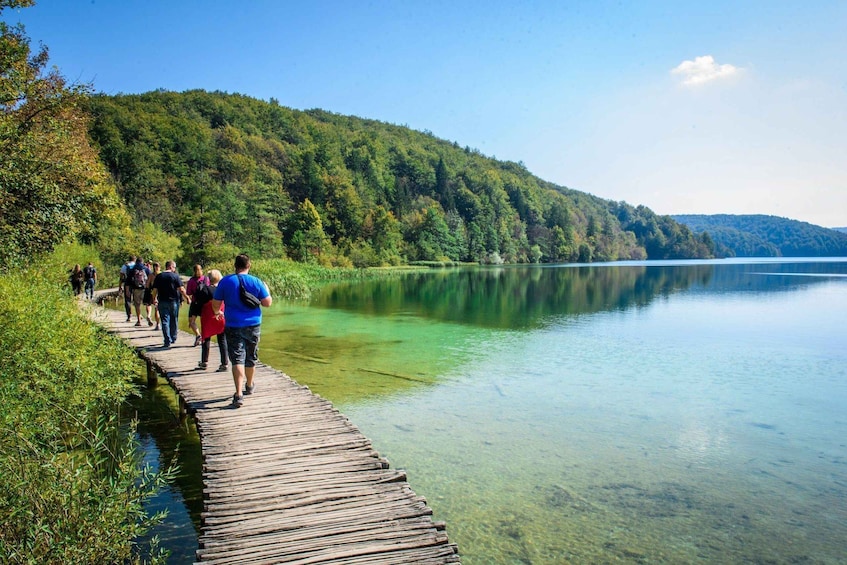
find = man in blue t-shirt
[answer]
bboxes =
[211,254,272,408]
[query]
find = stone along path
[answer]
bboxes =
[89,300,460,564]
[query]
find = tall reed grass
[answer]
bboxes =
[0,251,173,564]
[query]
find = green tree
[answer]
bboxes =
[290,198,329,262]
[362,205,403,264]
[86,89,718,266]
[403,201,455,261]
[0,2,124,265]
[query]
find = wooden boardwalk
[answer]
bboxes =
[89,298,460,564]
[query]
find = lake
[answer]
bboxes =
[145,258,847,563]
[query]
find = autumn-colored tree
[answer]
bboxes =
[0,1,123,266]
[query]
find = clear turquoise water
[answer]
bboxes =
[143,259,847,563]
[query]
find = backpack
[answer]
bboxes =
[131,266,148,289]
[193,280,213,307]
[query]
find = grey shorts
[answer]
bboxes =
[224,325,261,367]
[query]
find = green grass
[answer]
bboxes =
[0,254,173,564]
[214,257,429,300]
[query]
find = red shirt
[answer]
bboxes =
[200,293,225,339]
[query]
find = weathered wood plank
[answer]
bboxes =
[87,297,459,564]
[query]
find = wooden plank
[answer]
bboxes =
[85,297,460,564]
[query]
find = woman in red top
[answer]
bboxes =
[197,269,228,371]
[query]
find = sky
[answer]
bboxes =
[7,0,847,227]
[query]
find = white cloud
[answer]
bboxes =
[671,55,740,86]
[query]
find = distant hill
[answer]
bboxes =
[86,89,714,266]
[672,214,847,257]
[834,227,847,234]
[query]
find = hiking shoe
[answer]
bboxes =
[244,383,255,395]
[147,318,153,327]
[134,321,142,327]
[194,336,202,347]
[231,394,243,408]
[126,316,131,322]
[197,362,207,370]
[216,364,228,372]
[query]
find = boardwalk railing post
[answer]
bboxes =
[178,395,187,423]
[146,359,158,388]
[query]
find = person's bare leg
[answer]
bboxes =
[232,364,245,397]
[245,366,255,390]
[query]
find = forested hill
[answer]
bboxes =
[87,89,714,266]
[672,214,847,257]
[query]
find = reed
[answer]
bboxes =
[0,256,174,564]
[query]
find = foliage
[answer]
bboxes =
[0,253,173,563]
[96,217,183,275]
[0,2,125,268]
[86,89,713,265]
[244,257,426,300]
[673,214,847,257]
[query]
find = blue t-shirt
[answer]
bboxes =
[213,273,269,328]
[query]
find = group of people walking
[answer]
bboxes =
[118,253,272,408]
[69,262,98,299]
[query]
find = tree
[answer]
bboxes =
[290,198,329,262]
[362,205,403,264]
[86,89,717,266]
[403,203,455,261]
[0,1,123,265]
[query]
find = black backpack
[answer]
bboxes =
[193,280,213,307]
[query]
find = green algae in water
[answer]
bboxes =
[255,261,847,564]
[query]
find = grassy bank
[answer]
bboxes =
[0,251,172,564]
[210,257,427,300]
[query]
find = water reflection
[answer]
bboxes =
[265,259,847,563]
[311,261,847,330]
[138,259,847,563]
[127,376,201,563]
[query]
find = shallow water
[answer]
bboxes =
[129,376,202,564]
[140,259,847,563]
[257,259,847,564]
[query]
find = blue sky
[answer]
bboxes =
[8,0,847,227]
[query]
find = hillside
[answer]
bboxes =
[86,89,714,266]
[672,214,847,257]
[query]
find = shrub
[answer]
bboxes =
[0,267,172,564]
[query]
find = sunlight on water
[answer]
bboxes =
[135,260,847,563]
[259,261,847,564]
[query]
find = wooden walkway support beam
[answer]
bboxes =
[86,297,460,564]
